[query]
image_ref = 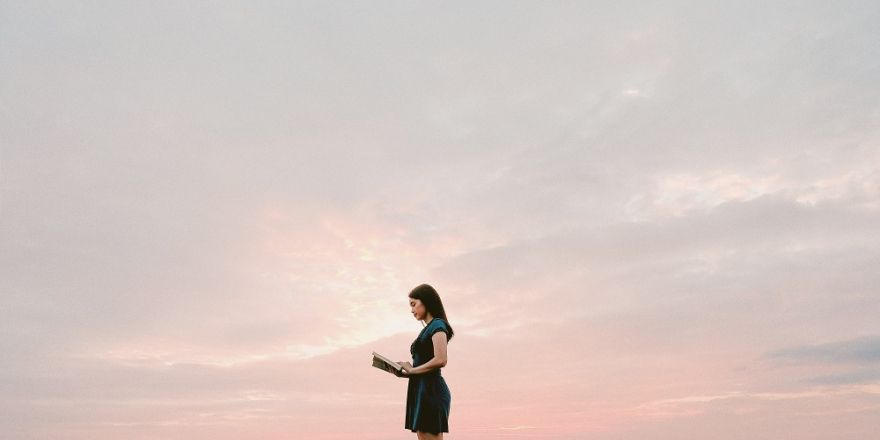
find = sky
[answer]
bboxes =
[1,1,879,439]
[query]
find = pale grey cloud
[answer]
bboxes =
[806,369,880,385]
[769,336,880,364]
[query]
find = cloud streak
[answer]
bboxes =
[768,336,880,364]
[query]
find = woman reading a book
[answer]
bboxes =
[398,284,455,440]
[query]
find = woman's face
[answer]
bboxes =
[409,298,427,321]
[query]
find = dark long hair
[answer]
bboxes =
[408,283,455,341]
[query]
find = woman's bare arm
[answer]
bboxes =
[405,332,448,375]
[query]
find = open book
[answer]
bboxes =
[372,351,405,377]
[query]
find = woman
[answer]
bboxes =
[398,284,454,440]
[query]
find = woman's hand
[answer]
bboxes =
[399,361,413,375]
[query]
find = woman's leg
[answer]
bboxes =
[417,431,442,440]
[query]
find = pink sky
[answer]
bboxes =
[2,2,879,439]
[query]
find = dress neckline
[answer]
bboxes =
[423,317,443,327]
[418,318,441,334]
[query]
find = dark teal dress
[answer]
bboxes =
[405,318,451,434]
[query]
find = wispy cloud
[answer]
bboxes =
[767,335,880,364]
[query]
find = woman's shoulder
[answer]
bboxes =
[428,318,449,329]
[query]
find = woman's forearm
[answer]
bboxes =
[409,357,446,375]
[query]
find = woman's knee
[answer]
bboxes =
[417,431,442,440]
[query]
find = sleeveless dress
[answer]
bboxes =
[405,318,452,434]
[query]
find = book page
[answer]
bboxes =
[372,352,404,377]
